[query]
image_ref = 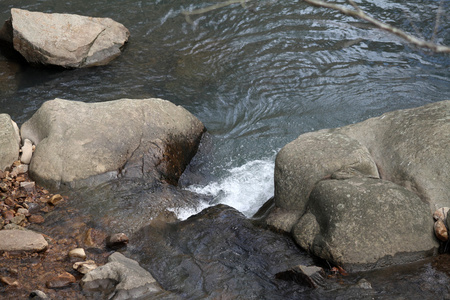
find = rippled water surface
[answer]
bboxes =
[1,0,450,297]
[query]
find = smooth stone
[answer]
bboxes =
[48,194,63,206]
[106,233,129,249]
[29,290,50,299]
[20,181,35,192]
[10,163,28,176]
[0,114,20,171]
[10,213,26,225]
[434,219,448,241]
[0,276,19,287]
[68,248,86,260]
[20,139,33,164]
[73,260,98,274]
[28,214,45,224]
[0,229,48,252]
[433,207,450,221]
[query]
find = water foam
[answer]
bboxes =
[184,158,275,218]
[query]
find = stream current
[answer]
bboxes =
[1,0,450,298]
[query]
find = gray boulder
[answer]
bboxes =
[338,100,450,211]
[0,114,20,171]
[81,252,168,300]
[265,100,449,269]
[21,98,205,188]
[2,8,129,68]
[293,177,436,270]
[0,229,48,252]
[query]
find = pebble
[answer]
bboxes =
[29,290,50,299]
[45,272,76,289]
[69,248,86,260]
[17,208,30,216]
[11,213,26,225]
[20,139,33,164]
[106,233,129,249]
[20,181,35,192]
[434,219,448,241]
[433,207,450,222]
[28,214,45,224]
[10,164,28,177]
[0,275,19,287]
[357,278,372,289]
[48,194,64,206]
[73,260,98,274]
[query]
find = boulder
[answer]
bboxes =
[0,114,20,171]
[20,98,205,188]
[265,100,449,270]
[2,8,129,68]
[0,229,48,252]
[81,252,167,300]
[293,177,436,270]
[338,100,450,211]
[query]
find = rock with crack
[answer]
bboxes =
[81,252,170,300]
[20,98,205,188]
[0,8,129,68]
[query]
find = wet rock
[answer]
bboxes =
[0,114,20,171]
[131,204,315,299]
[45,272,76,289]
[0,229,48,252]
[106,233,129,250]
[68,248,86,260]
[48,194,64,206]
[29,290,49,299]
[28,214,45,224]
[434,219,448,242]
[2,8,130,68]
[73,260,98,274]
[275,265,326,289]
[81,252,166,300]
[21,98,205,188]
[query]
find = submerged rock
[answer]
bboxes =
[131,204,316,299]
[21,98,205,188]
[1,8,129,68]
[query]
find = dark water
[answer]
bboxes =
[1,0,450,298]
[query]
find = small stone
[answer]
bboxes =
[29,290,50,299]
[0,229,48,252]
[16,208,29,216]
[0,276,19,287]
[106,233,129,250]
[434,219,448,241]
[20,139,33,164]
[0,182,9,192]
[10,164,28,177]
[2,210,14,221]
[28,214,45,224]
[69,248,86,260]
[45,272,76,289]
[357,278,372,289]
[73,260,98,274]
[48,194,63,206]
[20,181,35,192]
[11,213,26,225]
[433,207,450,221]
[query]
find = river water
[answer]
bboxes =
[1,0,450,298]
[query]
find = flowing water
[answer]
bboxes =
[1,0,450,298]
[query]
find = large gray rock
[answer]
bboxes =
[3,8,129,68]
[293,177,436,270]
[81,252,168,300]
[0,229,48,252]
[21,98,205,188]
[338,100,450,211]
[0,114,20,171]
[265,100,449,269]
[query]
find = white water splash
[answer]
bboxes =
[183,158,275,218]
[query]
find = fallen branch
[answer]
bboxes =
[303,0,450,53]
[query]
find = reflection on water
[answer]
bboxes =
[1,0,449,298]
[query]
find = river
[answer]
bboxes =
[1,0,450,298]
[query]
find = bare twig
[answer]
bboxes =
[303,0,450,53]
